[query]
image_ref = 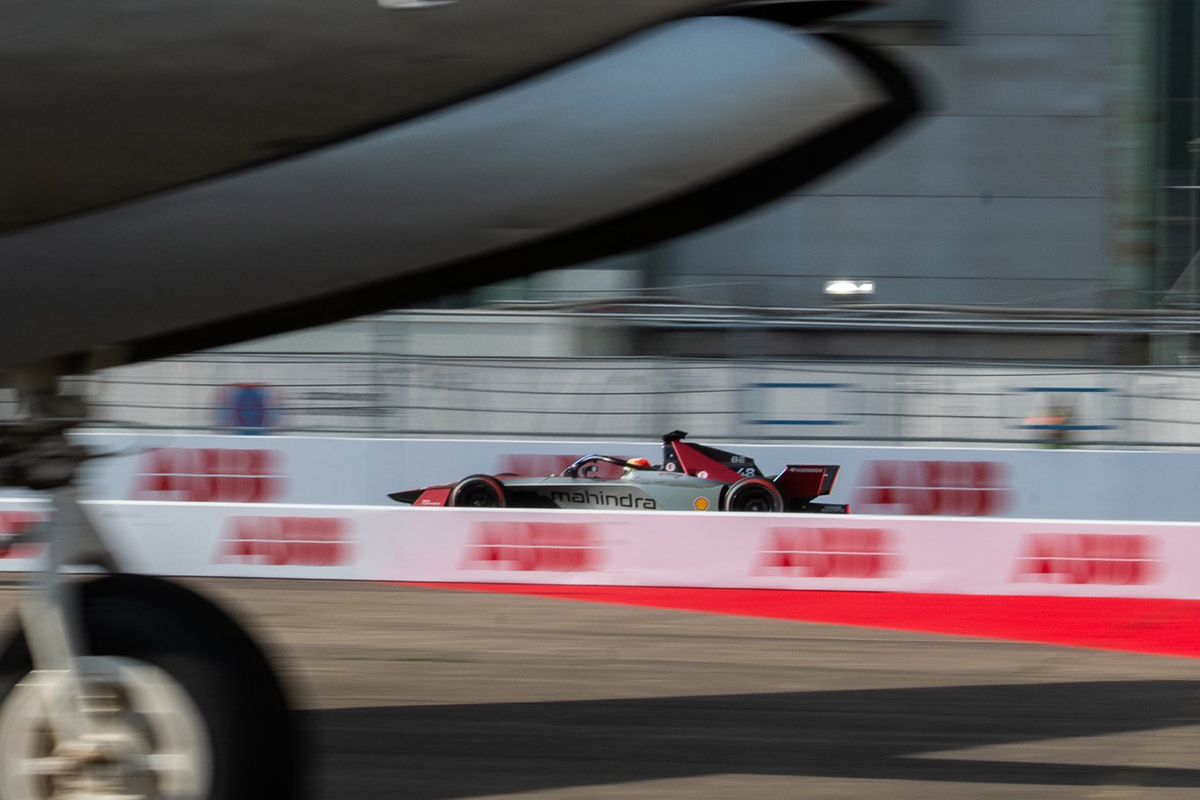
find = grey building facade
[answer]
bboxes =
[643,0,1138,310]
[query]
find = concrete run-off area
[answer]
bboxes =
[3,578,1199,799]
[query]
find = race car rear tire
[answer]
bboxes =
[449,475,508,508]
[722,477,784,513]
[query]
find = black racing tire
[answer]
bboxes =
[449,474,508,508]
[722,477,784,513]
[0,574,301,800]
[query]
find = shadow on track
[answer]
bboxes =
[307,680,1200,798]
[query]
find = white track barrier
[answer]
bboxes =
[2,502,1196,600]
[36,432,1200,522]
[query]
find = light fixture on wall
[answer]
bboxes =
[823,279,875,297]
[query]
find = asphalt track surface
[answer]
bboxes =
[4,578,1200,798]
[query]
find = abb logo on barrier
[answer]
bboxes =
[854,460,1011,516]
[132,449,284,503]
[462,521,602,572]
[216,516,350,567]
[755,527,898,579]
[1013,533,1160,585]
[0,511,43,560]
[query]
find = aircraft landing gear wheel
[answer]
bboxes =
[0,657,209,799]
[0,575,300,800]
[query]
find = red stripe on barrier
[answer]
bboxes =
[407,583,1200,659]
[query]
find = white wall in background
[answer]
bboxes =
[34,432,1200,523]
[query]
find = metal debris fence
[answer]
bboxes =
[46,352,1200,448]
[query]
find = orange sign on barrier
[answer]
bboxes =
[1012,533,1159,586]
[133,448,284,503]
[461,521,603,572]
[216,516,349,567]
[755,527,898,579]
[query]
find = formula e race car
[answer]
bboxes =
[389,431,848,513]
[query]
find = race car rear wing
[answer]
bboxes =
[662,431,840,502]
[773,464,839,501]
[662,430,763,481]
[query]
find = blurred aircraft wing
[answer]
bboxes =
[0,0,915,373]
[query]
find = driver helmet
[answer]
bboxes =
[625,457,652,470]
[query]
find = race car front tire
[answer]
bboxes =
[449,475,508,508]
[722,477,784,513]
